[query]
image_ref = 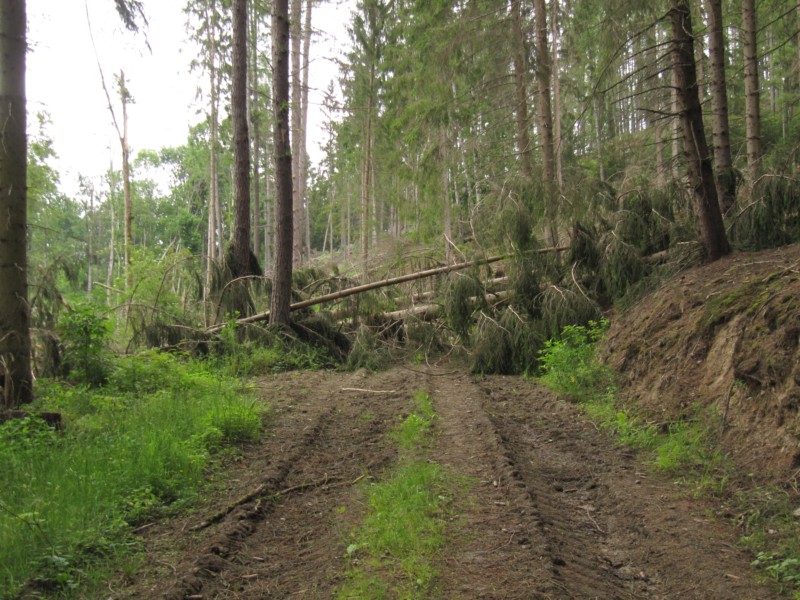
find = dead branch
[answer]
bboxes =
[189,475,342,532]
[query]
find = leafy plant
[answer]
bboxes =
[58,302,112,387]
[537,319,612,400]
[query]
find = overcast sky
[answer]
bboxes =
[26,0,353,197]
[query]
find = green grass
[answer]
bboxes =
[337,391,451,599]
[0,351,264,597]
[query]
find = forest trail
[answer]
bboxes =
[116,367,780,599]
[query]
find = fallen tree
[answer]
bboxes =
[206,246,567,333]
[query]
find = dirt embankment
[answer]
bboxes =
[113,367,781,599]
[602,244,800,483]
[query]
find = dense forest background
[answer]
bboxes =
[6,0,800,396]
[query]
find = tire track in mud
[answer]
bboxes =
[157,396,341,599]
[478,377,780,600]
[118,368,780,599]
[429,371,558,599]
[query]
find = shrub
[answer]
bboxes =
[537,319,612,400]
[58,302,112,386]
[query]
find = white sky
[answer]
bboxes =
[26,0,353,197]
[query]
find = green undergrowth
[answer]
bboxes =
[537,320,727,480]
[537,321,800,597]
[0,350,264,598]
[212,319,340,377]
[337,391,453,599]
[742,487,800,597]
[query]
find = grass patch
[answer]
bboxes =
[0,351,264,597]
[738,487,800,597]
[337,391,451,599]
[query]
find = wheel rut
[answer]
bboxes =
[478,375,778,600]
[116,367,781,600]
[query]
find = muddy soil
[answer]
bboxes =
[113,366,781,599]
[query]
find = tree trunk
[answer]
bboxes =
[250,0,261,259]
[87,188,94,293]
[592,93,605,182]
[0,0,32,407]
[205,0,220,299]
[361,64,375,277]
[742,0,762,181]
[533,0,555,184]
[510,0,532,180]
[106,166,116,306]
[119,70,133,294]
[670,0,730,261]
[705,0,736,214]
[301,0,313,261]
[551,0,563,189]
[442,130,452,264]
[232,0,254,276]
[290,0,303,267]
[270,0,294,325]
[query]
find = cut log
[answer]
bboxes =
[383,290,511,322]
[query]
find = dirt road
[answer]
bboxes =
[117,367,780,599]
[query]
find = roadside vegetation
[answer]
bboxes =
[337,391,454,599]
[0,308,266,597]
[537,321,800,597]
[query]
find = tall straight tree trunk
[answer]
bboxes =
[705,0,735,213]
[87,188,94,293]
[670,0,730,261]
[249,0,261,259]
[231,0,255,276]
[290,0,303,266]
[0,0,32,407]
[119,71,133,294]
[533,0,555,184]
[301,0,313,261]
[361,64,375,277]
[742,0,762,181]
[551,0,563,189]
[510,0,532,180]
[442,130,452,264]
[592,94,605,182]
[205,0,221,297]
[270,0,294,325]
[106,166,116,306]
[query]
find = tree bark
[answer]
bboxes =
[0,0,32,407]
[205,0,220,299]
[670,0,730,261]
[742,0,762,181]
[705,0,735,214]
[290,0,303,267]
[551,0,563,189]
[510,0,532,180]
[119,71,133,294]
[270,0,294,325]
[232,0,254,276]
[249,0,261,259]
[301,0,313,261]
[361,64,375,276]
[533,0,555,184]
